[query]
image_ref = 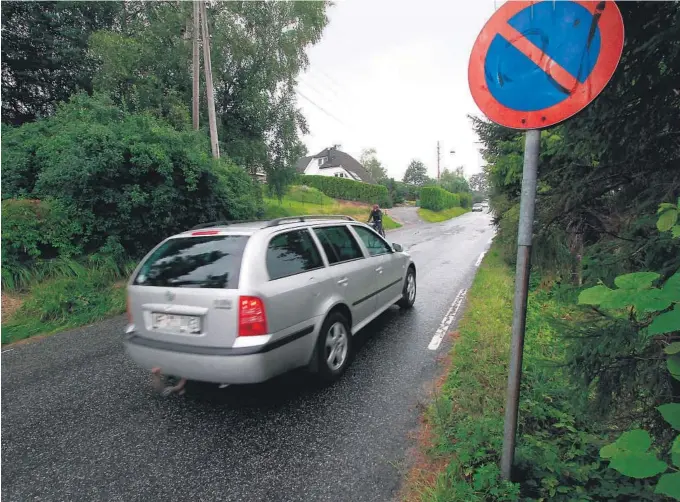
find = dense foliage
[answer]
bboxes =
[360,148,388,183]
[462,1,680,500]
[1,0,330,300]
[420,186,467,211]
[403,160,429,186]
[297,174,391,207]
[2,93,262,262]
[380,178,419,205]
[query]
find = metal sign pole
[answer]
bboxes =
[500,128,540,480]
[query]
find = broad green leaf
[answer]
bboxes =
[668,356,680,381]
[658,208,678,232]
[672,225,680,239]
[658,403,680,430]
[616,429,653,451]
[665,342,680,355]
[578,285,612,306]
[600,289,639,309]
[672,436,680,467]
[600,429,652,459]
[663,271,680,300]
[655,472,680,500]
[649,305,680,336]
[658,203,678,213]
[600,442,619,459]
[635,288,675,313]
[609,451,667,478]
[615,272,660,290]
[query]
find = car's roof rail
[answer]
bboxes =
[265,215,356,227]
[189,219,266,230]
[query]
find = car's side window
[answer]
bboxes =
[352,225,392,257]
[313,226,364,265]
[266,229,323,281]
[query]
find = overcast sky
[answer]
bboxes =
[296,0,501,181]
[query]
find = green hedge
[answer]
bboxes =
[459,191,472,209]
[420,186,463,211]
[297,175,391,207]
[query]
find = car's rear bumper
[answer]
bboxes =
[124,325,317,384]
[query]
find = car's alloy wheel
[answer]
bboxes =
[325,322,348,371]
[316,311,353,383]
[398,268,416,309]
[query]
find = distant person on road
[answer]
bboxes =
[368,204,385,237]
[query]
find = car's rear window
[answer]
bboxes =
[133,235,249,289]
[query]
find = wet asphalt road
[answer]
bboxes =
[2,211,494,502]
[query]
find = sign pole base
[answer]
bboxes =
[500,128,540,480]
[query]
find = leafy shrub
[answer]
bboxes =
[1,198,82,264]
[574,203,680,501]
[1,93,263,258]
[380,178,419,204]
[420,186,461,211]
[297,174,391,207]
[459,191,473,209]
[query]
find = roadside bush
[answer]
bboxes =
[1,198,82,264]
[459,191,472,209]
[420,186,461,211]
[380,178,419,204]
[297,174,391,207]
[1,93,262,258]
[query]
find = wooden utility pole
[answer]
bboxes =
[437,141,441,181]
[192,1,200,131]
[199,0,220,158]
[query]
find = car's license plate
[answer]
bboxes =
[152,313,201,334]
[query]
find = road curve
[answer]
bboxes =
[1,211,495,502]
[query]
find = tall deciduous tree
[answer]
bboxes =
[468,172,489,194]
[360,148,388,182]
[1,1,123,125]
[403,160,429,186]
[440,168,470,193]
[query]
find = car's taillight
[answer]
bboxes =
[238,296,268,336]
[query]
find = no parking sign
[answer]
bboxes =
[469,0,624,129]
[468,0,624,479]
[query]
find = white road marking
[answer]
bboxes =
[428,289,467,351]
[475,251,486,267]
[2,349,15,354]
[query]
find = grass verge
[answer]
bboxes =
[403,246,656,501]
[264,185,401,230]
[418,207,469,223]
[1,258,134,345]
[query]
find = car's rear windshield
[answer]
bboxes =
[133,235,249,289]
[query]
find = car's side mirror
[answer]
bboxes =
[392,243,403,252]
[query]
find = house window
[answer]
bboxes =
[318,157,327,166]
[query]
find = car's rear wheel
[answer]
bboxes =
[316,311,353,383]
[397,267,416,309]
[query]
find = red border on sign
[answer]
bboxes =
[468,0,624,130]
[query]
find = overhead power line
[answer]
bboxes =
[295,90,347,127]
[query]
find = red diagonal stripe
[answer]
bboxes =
[496,22,579,93]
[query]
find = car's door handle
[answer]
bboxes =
[376,266,383,273]
[337,278,348,286]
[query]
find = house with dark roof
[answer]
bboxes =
[295,146,376,184]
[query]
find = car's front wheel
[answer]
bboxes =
[316,311,353,383]
[397,267,416,309]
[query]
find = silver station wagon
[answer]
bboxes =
[124,215,417,386]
